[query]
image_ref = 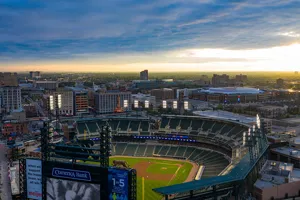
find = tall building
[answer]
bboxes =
[0,72,18,87]
[94,91,132,114]
[150,88,174,100]
[212,74,229,87]
[50,89,74,116]
[140,70,149,80]
[0,87,22,112]
[74,90,89,115]
[29,71,41,79]
[276,78,284,88]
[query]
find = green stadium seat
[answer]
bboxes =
[180,119,191,130]
[119,120,130,131]
[77,123,87,134]
[129,121,140,132]
[167,146,178,156]
[160,117,169,129]
[123,144,138,156]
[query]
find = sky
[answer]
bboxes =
[0,0,300,72]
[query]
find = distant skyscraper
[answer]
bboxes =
[140,70,149,80]
[276,78,284,88]
[212,74,229,87]
[29,71,41,79]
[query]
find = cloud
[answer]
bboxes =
[0,0,299,71]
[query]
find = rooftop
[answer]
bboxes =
[193,110,255,124]
[255,160,300,189]
[200,87,264,95]
[271,147,300,159]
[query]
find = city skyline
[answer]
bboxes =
[0,0,300,72]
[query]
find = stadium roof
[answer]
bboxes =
[193,110,255,124]
[199,87,264,95]
[153,145,268,195]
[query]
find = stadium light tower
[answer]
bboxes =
[134,100,139,109]
[144,100,149,109]
[243,128,256,163]
[184,101,189,110]
[173,101,178,109]
[163,100,167,109]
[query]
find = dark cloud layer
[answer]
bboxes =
[0,0,299,61]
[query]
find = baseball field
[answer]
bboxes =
[109,156,198,200]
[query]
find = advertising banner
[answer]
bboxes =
[46,178,100,200]
[26,159,42,200]
[52,168,91,181]
[108,168,129,200]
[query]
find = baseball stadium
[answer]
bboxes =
[72,114,268,200]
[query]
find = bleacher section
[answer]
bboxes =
[76,118,151,136]
[112,142,230,179]
[158,115,249,147]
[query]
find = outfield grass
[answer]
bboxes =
[111,157,193,200]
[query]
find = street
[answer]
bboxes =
[0,143,12,200]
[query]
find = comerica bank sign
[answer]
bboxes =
[52,168,91,181]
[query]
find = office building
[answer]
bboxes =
[140,70,149,80]
[0,72,18,87]
[51,89,74,116]
[197,75,210,85]
[34,80,58,90]
[0,87,22,112]
[29,71,41,79]
[235,74,248,82]
[276,78,285,88]
[150,88,174,100]
[212,74,229,87]
[94,91,132,114]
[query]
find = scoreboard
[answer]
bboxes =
[108,168,129,200]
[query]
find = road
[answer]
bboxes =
[26,96,46,117]
[0,143,12,200]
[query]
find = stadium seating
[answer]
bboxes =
[85,121,98,133]
[160,118,169,129]
[129,121,140,132]
[135,144,147,156]
[175,146,187,157]
[140,121,150,131]
[112,142,230,179]
[167,146,178,156]
[211,122,225,133]
[179,119,191,130]
[169,119,180,129]
[145,145,155,156]
[118,120,130,131]
[123,143,139,156]
[77,122,87,134]
[108,120,119,131]
[190,119,203,131]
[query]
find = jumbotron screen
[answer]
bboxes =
[46,178,100,200]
